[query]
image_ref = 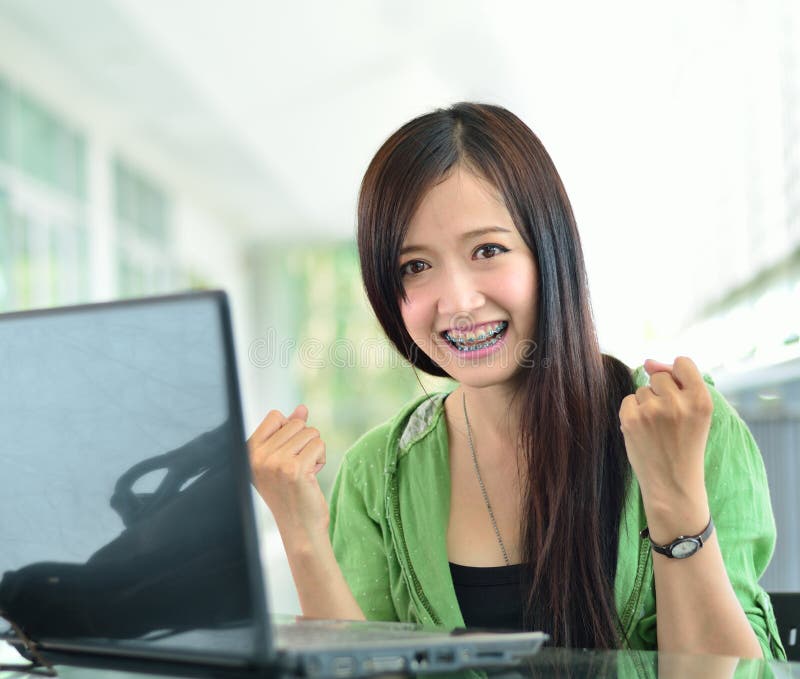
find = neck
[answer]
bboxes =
[447,381,524,454]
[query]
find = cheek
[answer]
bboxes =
[499,271,536,305]
[513,277,538,307]
[400,293,436,339]
[494,263,538,319]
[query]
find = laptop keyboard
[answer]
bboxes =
[274,619,432,647]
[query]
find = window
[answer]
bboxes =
[113,157,177,297]
[0,77,88,312]
[0,77,86,200]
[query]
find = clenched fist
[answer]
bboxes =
[248,405,330,552]
[619,357,714,542]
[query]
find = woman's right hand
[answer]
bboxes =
[247,405,330,553]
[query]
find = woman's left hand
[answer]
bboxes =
[619,356,714,539]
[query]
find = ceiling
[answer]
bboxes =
[0,0,722,242]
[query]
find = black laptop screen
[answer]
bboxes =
[0,293,268,667]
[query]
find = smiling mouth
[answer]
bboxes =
[441,321,509,352]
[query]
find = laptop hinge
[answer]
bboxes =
[0,610,58,676]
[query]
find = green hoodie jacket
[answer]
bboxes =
[329,367,786,660]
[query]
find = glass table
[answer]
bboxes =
[2,646,799,679]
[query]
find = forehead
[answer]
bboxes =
[403,168,517,245]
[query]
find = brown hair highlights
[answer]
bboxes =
[357,102,635,648]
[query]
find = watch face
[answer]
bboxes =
[670,539,700,559]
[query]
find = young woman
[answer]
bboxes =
[248,103,784,659]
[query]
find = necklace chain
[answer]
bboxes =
[462,392,511,567]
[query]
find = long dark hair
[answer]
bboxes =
[357,102,635,648]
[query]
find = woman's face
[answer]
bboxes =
[398,167,539,388]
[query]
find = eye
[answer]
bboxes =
[399,260,430,277]
[474,244,509,259]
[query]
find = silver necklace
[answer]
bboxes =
[462,392,511,566]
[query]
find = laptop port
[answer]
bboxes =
[435,650,456,663]
[331,656,356,677]
[412,651,429,669]
[364,656,405,673]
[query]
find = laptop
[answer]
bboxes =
[0,290,546,677]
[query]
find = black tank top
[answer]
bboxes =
[449,561,525,631]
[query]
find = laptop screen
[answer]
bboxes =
[0,292,269,667]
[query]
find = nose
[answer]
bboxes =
[436,268,485,318]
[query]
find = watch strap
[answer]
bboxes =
[640,516,714,558]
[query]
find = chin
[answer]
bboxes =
[447,367,525,390]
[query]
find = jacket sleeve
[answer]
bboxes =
[633,381,786,659]
[328,432,399,621]
[706,393,786,660]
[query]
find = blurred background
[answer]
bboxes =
[0,0,798,616]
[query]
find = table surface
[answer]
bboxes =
[2,645,800,679]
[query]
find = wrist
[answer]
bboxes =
[641,491,710,546]
[281,527,332,562]
[642,515,714,559]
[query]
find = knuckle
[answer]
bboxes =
[663,396,680,418]
[696,394,713,417]
[619,407,638,428]
[264,455,282,474]
[277,460,300,481]
[664,406,681,424]
[618,397,635,420]
[287,419,305,434]
[639,406,654,423]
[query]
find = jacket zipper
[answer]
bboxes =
[387,472,442,626]
[619,536,652,646]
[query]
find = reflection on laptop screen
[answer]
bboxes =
[0,293,265,665]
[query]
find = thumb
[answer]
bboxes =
[643,358,673,376]
[289,404,309,422]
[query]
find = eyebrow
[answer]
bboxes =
[399,226,513,256]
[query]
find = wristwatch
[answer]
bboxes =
[640,516,714,559]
